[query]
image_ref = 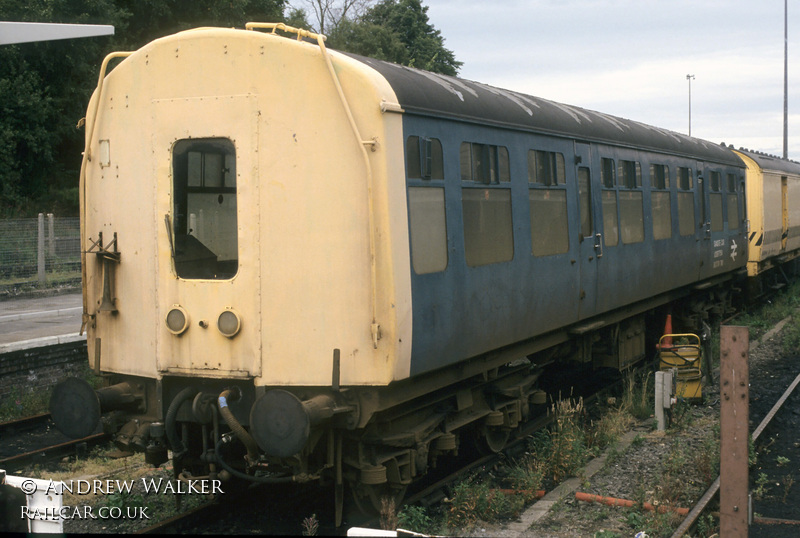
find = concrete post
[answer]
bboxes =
[37,213,45,285]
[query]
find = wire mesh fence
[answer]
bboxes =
[0,214,81,285]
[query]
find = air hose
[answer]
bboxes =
[165,386,197,459]
[217,388,260,464]
[213,437,296,484]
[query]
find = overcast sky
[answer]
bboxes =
[421,0,800,161]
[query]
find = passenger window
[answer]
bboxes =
[601,190,619,247]
[172,138,238,280]
[620,192,644,244]
[528,150,566,186]
[726,173,739,230]
[601,158,616,188]
[650,164,672,240]
[615,159,644,244]
[726,173,737,192]
[710,171,721,192]
[408,187,448,274]
[460,140,514,266]
[618,160,642,188]
[407,136,444,180]
[578,167,593,239]
[462,188,513,266]
[677,167,693,190]
[677,167,695,236]
[650,164,670,190]
[460,142,510,184]
[530,189,569,256]
[709,171,723,231]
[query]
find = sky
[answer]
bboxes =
[420,0,800,161]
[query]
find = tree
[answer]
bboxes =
[0,0,286,216]
[328,0,461,76]
[0,0,129,216]
[292,0,373,35]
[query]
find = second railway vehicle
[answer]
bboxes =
[51,22,800,518]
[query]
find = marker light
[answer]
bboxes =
[217,308,241,338]
[165,305,189,335]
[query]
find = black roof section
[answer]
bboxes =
[735,148,800,175]
[346,53,742,167]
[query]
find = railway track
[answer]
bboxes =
[130,371,628,535]
[0,412,110,473]
[4,285,798,535]
[0,412,51,437]
[671,370,800,537]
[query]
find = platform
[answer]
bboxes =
[0,292,84,352]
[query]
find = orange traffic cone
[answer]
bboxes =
[660,314,673,349]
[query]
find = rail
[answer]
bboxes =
[670,370,800,537]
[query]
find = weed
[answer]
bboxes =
[103,490,144,510]
[301,513,319,536]
[781,316,800,355]
[622,372,652,421]
[694,513,719,537]
[506,458,545,502]
[776,455,790,467]
[668,398,694,431]
[445,478,524,529]
[398,505,433,534]
[0,362,102,422]
[753,472,771,501]
[624,509,648,529]
[589,404,634,450]
[692,431,720,486]
[782,474,795,503]
[547,397,592,482]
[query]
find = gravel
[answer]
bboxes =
[468,324,800,538]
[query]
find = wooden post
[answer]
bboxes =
[719,325,749,537]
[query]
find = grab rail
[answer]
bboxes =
[247,22,382,347]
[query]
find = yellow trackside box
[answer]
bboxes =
[658,333,703,401]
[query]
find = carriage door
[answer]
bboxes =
[698,161,711,239]
[152,95,262,377]
[576,142,599,320]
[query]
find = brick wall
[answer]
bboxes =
[0,341,88,403]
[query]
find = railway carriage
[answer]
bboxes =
[734,149,800,284]
[52,23,757,518]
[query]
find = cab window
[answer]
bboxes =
[171,138,238,279]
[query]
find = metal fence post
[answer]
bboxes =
[37,213,45,285]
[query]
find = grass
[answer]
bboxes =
[0,269,81,288]
[0,362,101,422]
[20,446,213,533]
[735,280,800,342]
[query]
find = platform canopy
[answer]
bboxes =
[0,22,114,45]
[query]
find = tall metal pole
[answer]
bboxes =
[687,74,692,136]
[784,0,789,159]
